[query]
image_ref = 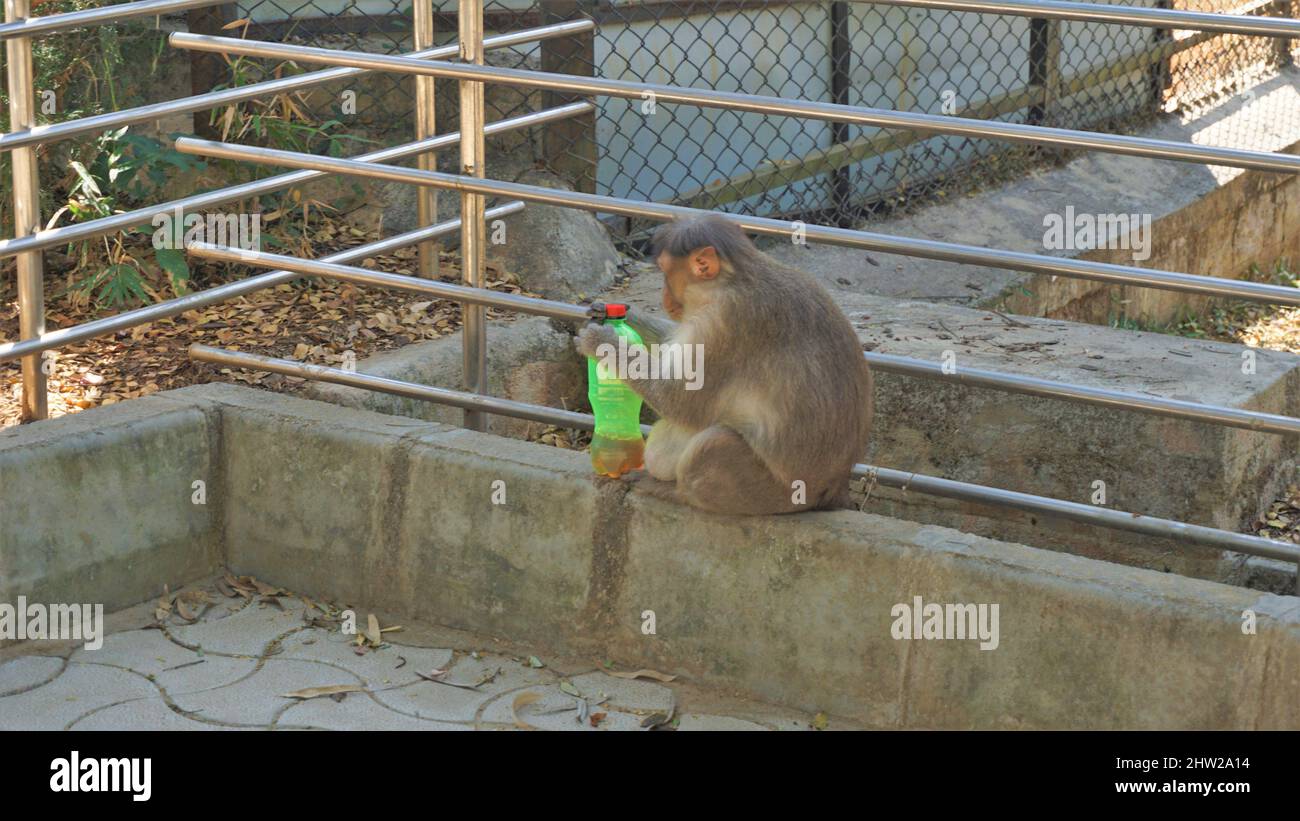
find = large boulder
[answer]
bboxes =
[484,168,621,302]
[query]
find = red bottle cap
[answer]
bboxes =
[605,303,628,319]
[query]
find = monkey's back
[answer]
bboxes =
[721,255,874,490]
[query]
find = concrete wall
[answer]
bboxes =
[2,383,1296,728]
[0,396,221,622]
[997,137,1300,325]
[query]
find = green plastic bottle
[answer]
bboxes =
[586,303,645,478]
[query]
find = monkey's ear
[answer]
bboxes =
[692,246,721,280]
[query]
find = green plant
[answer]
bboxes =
[48,127,207,307]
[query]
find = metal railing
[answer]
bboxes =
[860,0,1300,38]
[3,0,1299,589]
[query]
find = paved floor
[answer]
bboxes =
[0,576,828,731]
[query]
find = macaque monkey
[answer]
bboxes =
[575,214,873,515]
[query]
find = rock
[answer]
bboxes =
[486,168,622,302]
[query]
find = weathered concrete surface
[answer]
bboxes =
[614,480,1300,729]
[764,66,1300,326]
[0,579,816,730]
[4,384,1298,727]
[0,396,220,628]
[154,384,602,645]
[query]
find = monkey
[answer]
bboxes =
[574,214,873,516]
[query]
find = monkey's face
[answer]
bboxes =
[656,251,689,320]
[656,248,719,321]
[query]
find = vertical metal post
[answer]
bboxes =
[459,0,487,431]
[896,7,918,192]
[1149,0,1174,114]
[829,1,852,227]
[5,0,47,421]
[1276,0,1296,69]
[1027,17,1061,127]
[414,0,440,279]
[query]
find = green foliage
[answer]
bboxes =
[53,127,208,307]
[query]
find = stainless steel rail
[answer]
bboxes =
[0,102,592,262]
[459,0,488,431]
[0,203,526,364]
[0,0,221,40]
[0,20,594,153]
[169,32,1300,175]
[858,0,1300,39]
[170,137,1300,309]
[189,241,1300,437]
[186,241,590,322]
[186,343,1300,575]
[5,0,46,419]
[864,351,1300,436]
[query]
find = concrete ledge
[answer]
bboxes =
[4,384,1297,727]
[0,396,220,620]
[612,488,1300,728]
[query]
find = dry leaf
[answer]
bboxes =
[366,614,382,646]
[282,684,365,700]
[250,578,283,596]
[416,672,480,690]
[641,711,672,729]
[512,691,542,729]
[607,669,676,683]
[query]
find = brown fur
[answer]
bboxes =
[576,215,873,515]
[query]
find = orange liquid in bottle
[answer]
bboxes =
[590,433,645,478]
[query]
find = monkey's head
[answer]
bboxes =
[650,215,760,321]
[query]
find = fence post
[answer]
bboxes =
[1148,0,1173,113]
[539,0,597,193]
[186,3,234,139]
[1276,0,1296,69]
[460,0,488,431]
[5,0,47,421]
[829,1,852,227]
[1027,17,1061,128]
[414,0,439,279]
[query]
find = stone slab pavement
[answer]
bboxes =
[0,575,846,731]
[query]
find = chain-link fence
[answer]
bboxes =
[208,1,1295,242]
[6,0,1299,251]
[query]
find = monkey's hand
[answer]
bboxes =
[574,322,621,359]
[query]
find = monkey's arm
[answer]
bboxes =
[574,322,713,425]
[626,312,678,346]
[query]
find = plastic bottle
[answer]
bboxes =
[586,303,645,477]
